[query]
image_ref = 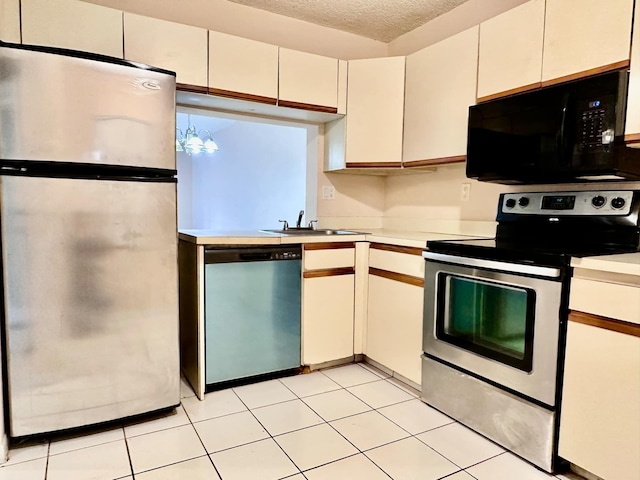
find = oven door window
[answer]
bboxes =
[436,273,535,372]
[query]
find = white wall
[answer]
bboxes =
[178,119,308,230]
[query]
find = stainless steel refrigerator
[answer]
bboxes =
[0,42,180,436]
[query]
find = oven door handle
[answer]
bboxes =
[422,251,562,278]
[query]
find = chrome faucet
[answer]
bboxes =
[296,210,304,229]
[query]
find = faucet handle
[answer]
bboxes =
[278,220,289,230]
[308,220,318,230]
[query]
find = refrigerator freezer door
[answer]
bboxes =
[0,45,175,170]
[1,175,179,436]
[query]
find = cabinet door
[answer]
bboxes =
[21,0,123,58]
[279,48,338,112]
[302,274,354,365]
[344,56,405,167]
[124,13,207,89]
[542,0,633,83]
[403,26,478,166]
[367,274,423,385]
[477,0,544,100]
[209,31,278,104]
[0,0,20,43]
[625,0,640,145]
[559,316,640,480]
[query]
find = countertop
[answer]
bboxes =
[179,229,640,273]
[178,228,481,248]
[571,252,640,277]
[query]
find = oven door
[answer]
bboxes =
[422,252,564,407]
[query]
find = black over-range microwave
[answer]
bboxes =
[466,70,640,184]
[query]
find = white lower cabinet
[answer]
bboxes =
[365,245,425,385]
[559,267,640,480]
[302,244,355,365]
[559,314,640,480]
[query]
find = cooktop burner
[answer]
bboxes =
[427,190,640,265]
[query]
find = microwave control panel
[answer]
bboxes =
[578,95,616,149]
[500,190,635,216]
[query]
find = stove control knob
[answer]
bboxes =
[591,195,606,208]
[505,198,516,209]
[518,196,530,207]
[611,197,626,209]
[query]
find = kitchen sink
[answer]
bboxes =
[260,228,362,236]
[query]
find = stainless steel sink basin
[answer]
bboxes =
[260,228,362,236]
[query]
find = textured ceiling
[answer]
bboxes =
[226,0,471,42]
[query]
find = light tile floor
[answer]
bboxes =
[0,363,588,480]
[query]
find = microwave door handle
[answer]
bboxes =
[559,92,575,165]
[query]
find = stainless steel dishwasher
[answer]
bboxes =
[204,245,302,388]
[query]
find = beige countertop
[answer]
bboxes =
[178,228,482,248]
[571,252,640,277]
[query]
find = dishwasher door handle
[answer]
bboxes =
[239,252,272,261]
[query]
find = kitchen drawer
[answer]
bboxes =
[369,244,424,278]
[303,244,355,270]
[569,276,640,325]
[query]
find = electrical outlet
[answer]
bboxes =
[461,183,471,202]
[322,185,336,200]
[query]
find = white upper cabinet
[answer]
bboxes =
[625,0,640,144]
[403,26,479,165]
[209,31,278,103]
[0,0,20,43]
[279,48,338,111]
[542,0,634,83]
[477,0,545,100]
[21,0,123,58]
[124,14,207,88]
[344,56,405,166]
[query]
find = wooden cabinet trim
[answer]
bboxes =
[624,133,640,145]
[177,83,208,94]
[277,100,338,114]
[303,267,355,278]
[369,267,424,287]
[477,82,542,103]
[345,162,403,169]
[475,60,630,104]
[208,87,277,105]
[304,242,355,251]
[370,243,424,256]
[569,310,640,338]
[402,156,466,168]
[540,60,630,89]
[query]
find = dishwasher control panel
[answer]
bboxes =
[274,251,301,260]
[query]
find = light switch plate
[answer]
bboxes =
[322,185,336,200]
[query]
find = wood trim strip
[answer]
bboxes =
[402,156,466,168]
[569,311,640,338]
[345,162,403,169]
[477,82,542,103]
[624,133,640,144]
[304,267,355,279]
[208,87,277,105]
[176,83,208,94]
[540,60,630,88]
[304,242,356,251]
[370,243,424,256]
[369,267,424,287]
[277,100,338,114]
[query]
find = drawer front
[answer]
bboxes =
[569,277,640,325]
[304,248,355,270]
[369,248,424,279]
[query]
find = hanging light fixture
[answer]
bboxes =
[176,125,219,155]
